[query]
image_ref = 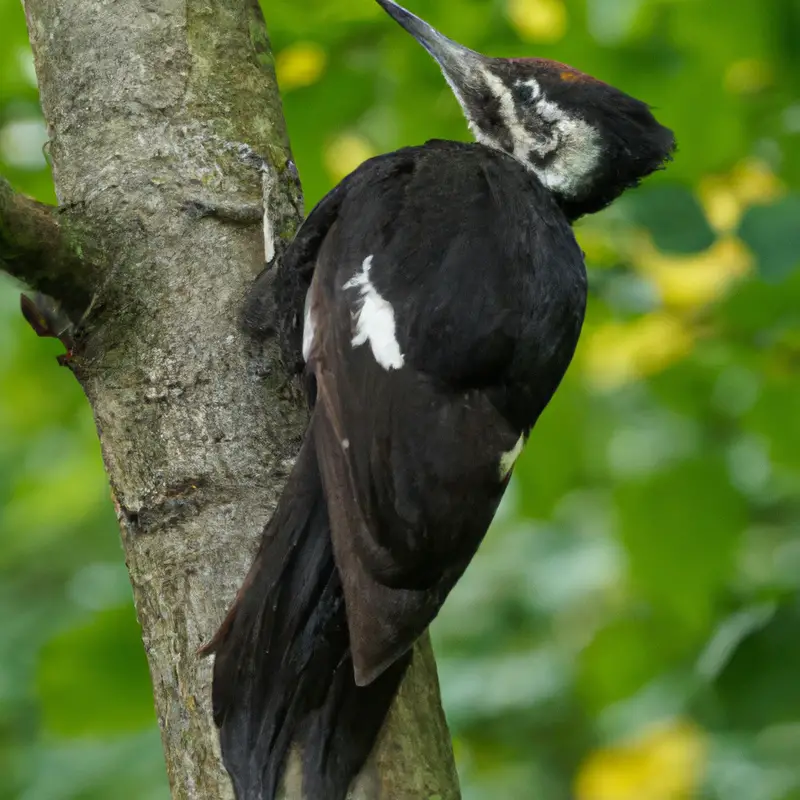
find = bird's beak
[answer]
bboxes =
[374,0,484,90]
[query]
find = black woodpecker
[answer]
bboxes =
[204,1,676,798]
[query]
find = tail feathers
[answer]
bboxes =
[206,429,410,800]
[301,652,409,799]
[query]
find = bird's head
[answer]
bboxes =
[375,0,676,219]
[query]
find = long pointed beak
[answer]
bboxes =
[374,0,484,85]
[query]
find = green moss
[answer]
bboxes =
[184,0,291,157]
[247,0,275,73]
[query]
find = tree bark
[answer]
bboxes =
[0,175,97,319]
[7,0,461,798]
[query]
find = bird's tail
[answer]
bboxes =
[203,420,410,800]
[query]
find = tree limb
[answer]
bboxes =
[14,0,461,798]
[0,175,96,319]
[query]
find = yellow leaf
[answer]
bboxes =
[724,58,773,95]
[583,312,694,390]
[576,227,620,266]
[730,158,785,207]
[697,178,741,234]
[324,133,377,183]
[506,0,568,43]
[575,719,707,800]
[633,234,753,310]
[276,42,327,91]
[699,158,784,233]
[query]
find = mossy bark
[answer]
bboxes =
[0,175,95,319]
[12,0,461,798]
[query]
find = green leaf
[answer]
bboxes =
[578,612,698,712]
[614,456,746,629]
[713,601,800,730]
[37,605,156,737]
[626,184,716,254]
[715,268,800,338]
[744,377,800,472]
[738,195,800,282]
[515,380,588,520]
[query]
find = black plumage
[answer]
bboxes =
[205,1,675,798]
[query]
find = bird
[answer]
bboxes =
[203,1,676,798]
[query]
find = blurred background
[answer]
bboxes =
[1,0,799,797]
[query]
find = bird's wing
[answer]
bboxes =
[303,142,585,685]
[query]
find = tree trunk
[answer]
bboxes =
[5,0,461,797]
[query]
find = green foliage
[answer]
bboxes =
[627,185,717,255]
[616,456,745,628]
[1,0,799,798]
[37,606,157,738]
[739,196,800,281]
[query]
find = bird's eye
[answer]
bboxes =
[511,82,535,104]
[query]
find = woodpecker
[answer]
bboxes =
[205,2,675,798]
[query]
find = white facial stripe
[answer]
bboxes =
[499,434,525,479]
[533,96,601,195]
[480,69,531,162]
[476,68,601,197]
[343,256,405,371]
[302,287,315,362]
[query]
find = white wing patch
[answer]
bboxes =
[343,256,405,370]
[499,434,525,479]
